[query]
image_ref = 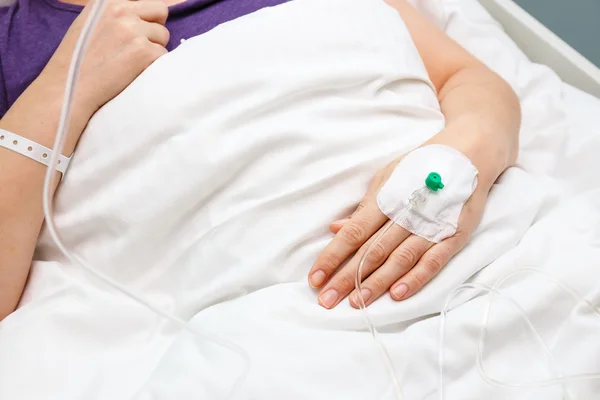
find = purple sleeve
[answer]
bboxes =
[0,55,7,119]
[0,8,8,118]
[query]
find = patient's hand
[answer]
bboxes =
[308,155,490,309]
[304,0,519,310]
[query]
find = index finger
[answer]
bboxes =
[308,201,387,288]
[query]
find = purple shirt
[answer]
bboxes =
[0,0,288,117]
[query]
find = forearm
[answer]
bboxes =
[0,74,91,321]
[425,66,521,189]
[385,0,520,187]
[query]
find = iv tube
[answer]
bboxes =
[40,1,251,398]
[439,269,600,400]
[355,186,431,400]
[438,282,573,400]
[356,183,600,400]
[476,268,600,387]
[356,218,403,400]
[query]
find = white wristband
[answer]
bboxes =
[0,128,72,176]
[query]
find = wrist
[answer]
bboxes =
[35,67,99,124]
[424,121,517,190]
[1,72,95,156]
[458,134,511,190]
[38,61,100,117]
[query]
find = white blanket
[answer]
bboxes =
[1,0,600,399]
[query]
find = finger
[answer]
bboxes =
[318,223,410,309]
[309,201,387,289]
[329,218,349,234]
[349,236,432,308]
[137,20,170,46]
[351,202,365,217]
[329,201,364,233]
[389,238,461,300]
[132,0,169,25]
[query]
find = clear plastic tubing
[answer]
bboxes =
[438,282,572,400]
[439,267,600,400]
[355,186,430,400]
[356,188,600,400]
[476,269,600,386]
[41,1,251,398]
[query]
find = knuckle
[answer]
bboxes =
[423,252,445,275]
[117,20,136,42]
[317,253,339,273]
[156,4,169,21]
[370,275,388,291]
[365,242,387,266]
[353,202,365,216]
[131,36,149,54]
[131,41,166,66]
[422,253,444,281]
[109,3,128,18]
[140,1,168,22]
[150,43,168,59]
[391,246,417,267]
[159,26,171,45]
[412,271,428,289]
[340,223,366,247]
[334,273,355,293]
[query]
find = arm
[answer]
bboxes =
[0,77,91,321]
[308,0,521,309]
[389,0,520,187]
[0,0,170,322]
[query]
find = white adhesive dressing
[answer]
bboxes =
[377,144,478,243]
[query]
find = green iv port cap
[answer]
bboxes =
[425,172,444,191]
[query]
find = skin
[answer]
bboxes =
[0,0,519,321]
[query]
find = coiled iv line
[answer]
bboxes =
[438,268,600,400]
[355,180,600,400]
[41,1,251,398]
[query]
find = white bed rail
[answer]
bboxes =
[479,0,600,99]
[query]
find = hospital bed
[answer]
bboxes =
[480,0,600,98]
[1,1,600,399]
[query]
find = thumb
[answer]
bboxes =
[328,200,367,233]
[329,166,387,234]
[329,218,349,234]
[329,163,392,233]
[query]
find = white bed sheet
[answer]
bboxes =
[1,1,600,399]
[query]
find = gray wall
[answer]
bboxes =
[514,0,600,66]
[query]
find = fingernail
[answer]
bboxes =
[310,270,326,288]
[392,283,409,300]
[354,288,371,306]
[319,289,339,309]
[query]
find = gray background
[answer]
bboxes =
[514,0,600,66]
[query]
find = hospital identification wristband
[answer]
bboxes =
[0,128,72,177]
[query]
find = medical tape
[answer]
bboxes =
[377,144,478,243]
